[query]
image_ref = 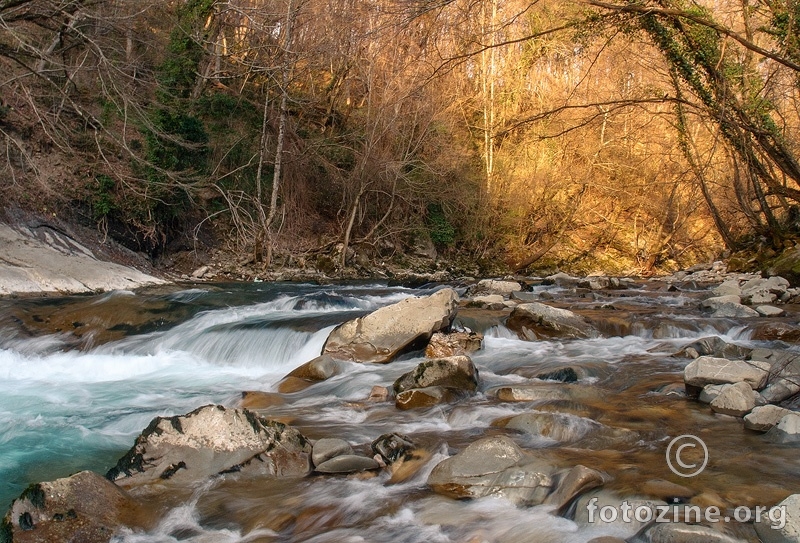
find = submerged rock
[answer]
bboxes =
[314,455,381,474]
[106,405,312,487]
[2,471,146,543]
[491,383,600,404]
[322,288,459,363]
[506,302,600,340]
[646,522,745,543]
[425,331,483,358]
[502,411,600,443]
[396,386,462,410]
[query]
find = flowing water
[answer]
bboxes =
[1,280,799,542]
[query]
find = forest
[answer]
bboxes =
[2,0,800,276]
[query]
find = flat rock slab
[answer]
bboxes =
[744,405,795,432]
[0,223,164,295]
[322,288,459,363]
[506,302,600,340]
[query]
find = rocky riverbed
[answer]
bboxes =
[2,266,800,542]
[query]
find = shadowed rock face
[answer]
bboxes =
[106,405,312,487]
[506,302,600,340]
[322,288,459,363]
[2,471,147,543]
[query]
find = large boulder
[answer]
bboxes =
[393,356,479,394]
[700,295,760,318]
[322,288,459,363]
[674,336,752,360]
[2,471,146,543]
[425,331,483,358]
[106,405,312,487]
[506,302,600,340]
[766,413,800,444]
[755,493,800,543]
[426,435,603,507]
[768,246,800,285]
[683,356,769,390]
[744,405,795,432]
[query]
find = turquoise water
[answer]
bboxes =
[0,282,417,509]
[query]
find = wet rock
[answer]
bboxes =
[674,337,752,360]
[312,438,353,467]
[366,385,390,402]
[506,302,600,340]
[372,433,416,464]
[492,383,599,403]
[752,322,800,343]
[587,538,626,543]
[545,465,606,510]
[646,522,744,543]
[761,377,800,403]
[427,436,553,505]
[277,376,316,393]
[700,295,760,318]
[744,405,795,432]
[765,412,800,443]
[322,288,459,364]
[468,279,522,297]
[640,479,697,502]
[710,382,759,417]
[395,386,462,410]
[503,411,600,443]
[757,306,786,317]
[536,367,580,383]
[425,331,483,358]
[2,471,146,543]
[574,491,665,537]
[241,391,286,409]
[684,356,769,390]
[755,493,800,543]
[511,291,539,302]
[287,354,343,382]
[393,356,479,394]
[699,384,727,404]
[314,455,381,474]
[106,405,312,487]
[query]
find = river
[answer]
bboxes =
[0,279,797,542]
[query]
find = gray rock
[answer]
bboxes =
[757,305,786,317]
[712,279,743,297]
[646,522,745,543]
[393,355,479,394]
[674,337,752,360]
[425,331,483,358]
[741,276,789,305]
[472,294,505,306]
[506,302,600,340]
[579,277,611,290]
[312,438,353,467]
[761,377,800,403]
[698,384,727,404]
[491,383,600,403]
[510,291,539,302]
[744,405,795,432]
[2,471,146,543]
[766,412,800,443]
[755,493,800,543]
[427,436,553,506]
[0,223,165,295]
[322,288,459,363]
[574,491,665,537]
[545,272,580,287]
[314,454,381,474]
[106,405,312,487]
[710,382,758,416]
[468,279,522,297]
[684,356,769,389]
[700,295,760,317]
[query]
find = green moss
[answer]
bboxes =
[0,516,12,543]
[20,483,45,509]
